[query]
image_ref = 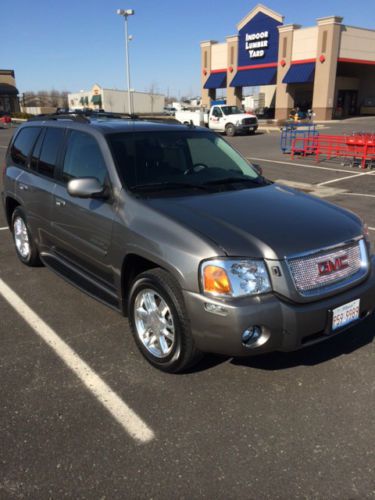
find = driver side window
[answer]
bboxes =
[212,107,222,118]
[63,131,107,185]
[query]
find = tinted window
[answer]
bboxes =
[63,131,107,184]
[38,128,65,178]
[10,127,41,167]
[30,129,45,172]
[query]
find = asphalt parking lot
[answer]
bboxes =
[0,121,375,499]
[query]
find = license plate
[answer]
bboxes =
[332,299,360,331]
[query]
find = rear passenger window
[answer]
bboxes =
[10,127,41,167]
[62,131,107,184]
[38,128,65,178]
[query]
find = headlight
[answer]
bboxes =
[363,223,369,240]
[363,223,371,252]
[201,259,272,298]
[236,120,242,126]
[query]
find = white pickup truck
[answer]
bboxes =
[175,105,258,136]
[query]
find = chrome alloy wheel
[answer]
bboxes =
[14,217,30,259]
[134,289,175,358]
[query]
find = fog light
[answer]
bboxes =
[242,326,262,347]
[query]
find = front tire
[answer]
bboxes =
[128,268,202,373]
[225,123,236,137]
[12,207,42,266]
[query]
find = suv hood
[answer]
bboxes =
[145,184,362,259]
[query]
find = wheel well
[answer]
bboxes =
[5,197,20,227]
[121,254,159,316]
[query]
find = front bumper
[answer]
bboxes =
[183,256,375,357]
[235,123,258,133]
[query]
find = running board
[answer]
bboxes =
[40,252,121,312]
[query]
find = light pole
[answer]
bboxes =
[116,8,135,115]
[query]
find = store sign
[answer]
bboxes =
[245,31,269,59]
[238,12,282,67]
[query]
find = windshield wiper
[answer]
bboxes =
[130,181,212,192]
[202,176,267,186]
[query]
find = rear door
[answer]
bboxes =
[51,130,116,285]
[15,126,65,250]
[6,126,41,199]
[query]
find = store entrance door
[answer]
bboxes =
[336,90,358,117]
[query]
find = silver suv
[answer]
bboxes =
[2,113,375,372]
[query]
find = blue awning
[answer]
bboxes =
[204,72,227,89]
[230,67,277,87]
[283,63,315,84]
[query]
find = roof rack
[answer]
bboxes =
[27,110,139,123]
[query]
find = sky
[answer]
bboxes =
[2,0,375,97]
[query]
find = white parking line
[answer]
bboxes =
[317,171,375,187]
[343,192,375,199]
[0,279,155,444]
[0,227,8,231]
[0,145,7,149]
[369,227,375,231]
[248,157,355,174]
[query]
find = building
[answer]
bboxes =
[0,69,20,113]
[68,84,165,114]
[201,4,375,120]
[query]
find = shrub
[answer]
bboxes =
[11,112,33,119]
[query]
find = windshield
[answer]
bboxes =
[221,106,243,116]
[108,131,264,194]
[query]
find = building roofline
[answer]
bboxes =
[237,3,284,31]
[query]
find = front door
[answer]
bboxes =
[209,106,224,131]
[51,130,116,285]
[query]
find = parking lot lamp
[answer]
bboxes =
[116,9,135,114]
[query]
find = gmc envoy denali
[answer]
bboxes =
[2,113,375,372]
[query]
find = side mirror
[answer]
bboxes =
[252,163,263,176]
[67,178,107,199]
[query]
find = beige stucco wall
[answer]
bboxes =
[259,85,276,107]
[211,43,227,70]
[292,27,318,61]
[339,26,375,61]
[0,74,16,86]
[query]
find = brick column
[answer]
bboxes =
[312,16,343,120]
[200,41,217,108]
[275,24,300,121]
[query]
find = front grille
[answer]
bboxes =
[242,117,257,125]
[287,240,367,296]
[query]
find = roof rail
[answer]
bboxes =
[27,110,139,123]
[28,112,90,123]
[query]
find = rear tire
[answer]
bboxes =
[128,268,202,373]
[11,207,42,267]
[225,124,236,137]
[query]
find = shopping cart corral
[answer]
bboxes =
[280,122,318,153]
[291,133,375,169]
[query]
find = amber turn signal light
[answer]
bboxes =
[203,265,232,295]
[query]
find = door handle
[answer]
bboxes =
[55,199,66,207]
[19,183,29,191]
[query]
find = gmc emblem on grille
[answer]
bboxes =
[317,255,349,276]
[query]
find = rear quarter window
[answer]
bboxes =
[10,127,41,167]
